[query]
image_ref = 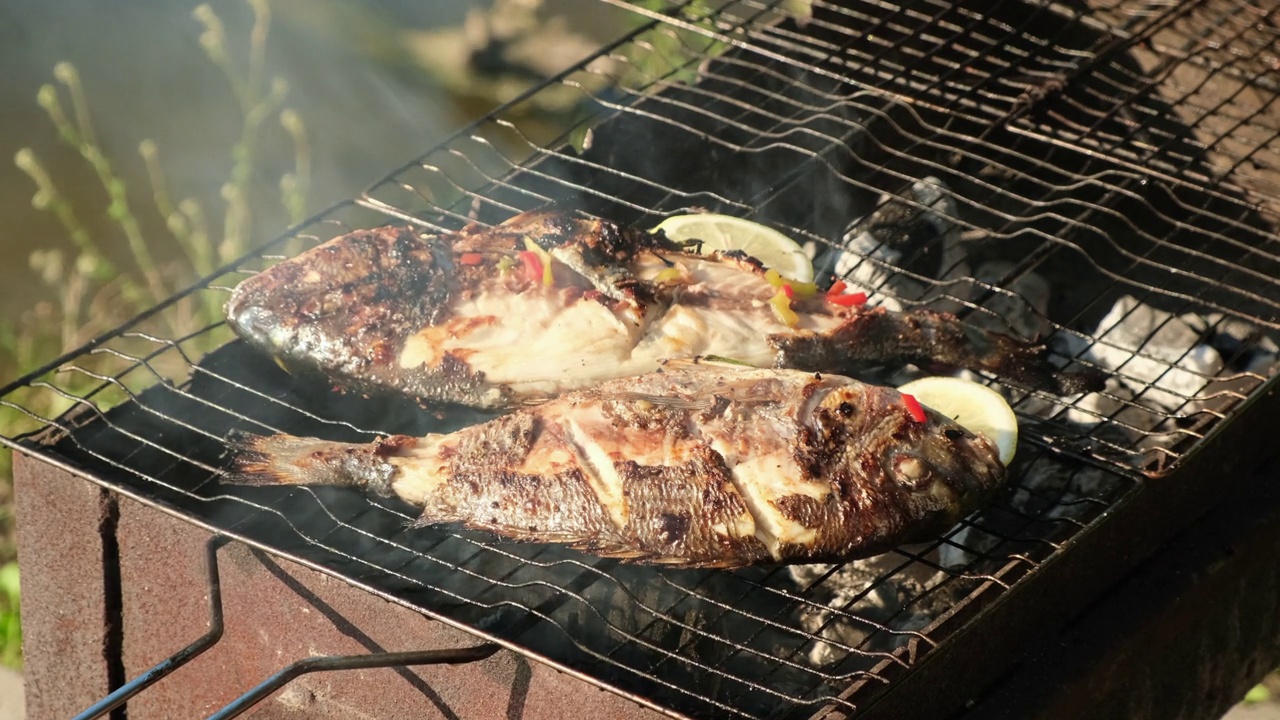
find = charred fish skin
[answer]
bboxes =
[223,225,508,408]
[226,210,1102,409]
[228,363,1007,568]
[224,213,682,408]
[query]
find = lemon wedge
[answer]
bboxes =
[653,213,813,283]
[897,376,1019,466]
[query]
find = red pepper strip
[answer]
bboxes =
[517,251,543,284]
[458,252,484,265]
[826,280,848,297]
[902,393,927,423]
[827,291,868,307]
[781,284,795,299]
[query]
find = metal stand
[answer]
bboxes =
[71,535,498,720]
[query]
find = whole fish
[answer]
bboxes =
[228,362,1008,567]
[225,210,1101,409]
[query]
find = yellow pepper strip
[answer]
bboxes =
[653,266,682,284]
[765,268,816,297]
[787,280,818,298]
[770,289,799,327]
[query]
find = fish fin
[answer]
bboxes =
[223,430,404,496]
[440,519,610,549]
[567,541,750,569]
[623,359,790,409]
[569,543,649,560]
[613,382,781,410]
[426,530,719,567]
[223,430,311,486]
[694,355,759,368]
[496,206,570,230]
[514,396,554,409]
[659,356,754,371]
[613,392,716,410]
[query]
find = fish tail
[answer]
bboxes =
[224,430,405,496]
[772,307,1107,395]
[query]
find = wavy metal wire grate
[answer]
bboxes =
[4,1,1280,718]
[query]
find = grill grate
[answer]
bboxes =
[5,1,1280,717]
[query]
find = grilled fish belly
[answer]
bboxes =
[229,363,1008,568]
[225,210,1102,408]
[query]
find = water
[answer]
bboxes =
[0,0,629,325]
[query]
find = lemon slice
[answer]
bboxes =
[897,377,1019,466]
[653,213,813,283]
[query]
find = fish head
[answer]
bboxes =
[224,226,448,377]
[811,385,1009,535]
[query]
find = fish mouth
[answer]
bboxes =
[225,298,283,353]
[950,432,1008,502]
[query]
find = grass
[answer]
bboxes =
[0,0,310,669]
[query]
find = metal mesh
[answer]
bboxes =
[4,1,1280,717]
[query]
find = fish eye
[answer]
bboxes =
[944,428,965,441]
[838,401,854,417]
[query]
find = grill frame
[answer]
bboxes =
[6,0,1280,717]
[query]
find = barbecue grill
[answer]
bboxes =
[8,0,1280,717]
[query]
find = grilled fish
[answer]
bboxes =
[225,210,1101,409]
[228,362,1008,567]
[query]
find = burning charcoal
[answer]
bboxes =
[1012,458,1118,525]
[968,261,1053,340]
[1087,296,1223,412]
[786,556,947,667]
[1203,313,1280,373]
[935,523,1000,570]
[1032,296,1224,444]
[816,177,965,311]
[1060,381,1133,428]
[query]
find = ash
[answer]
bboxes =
[785,553,961,667]
[1047,298,1278,445]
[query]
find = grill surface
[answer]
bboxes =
[6,1,1280,718]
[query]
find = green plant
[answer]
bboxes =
[0,562,18,670]
[0,0,311,668]
[620,0,731,89]
[619,0,813,89]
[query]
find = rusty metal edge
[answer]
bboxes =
[805,503,1121,719]
[958,450,1280,720]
